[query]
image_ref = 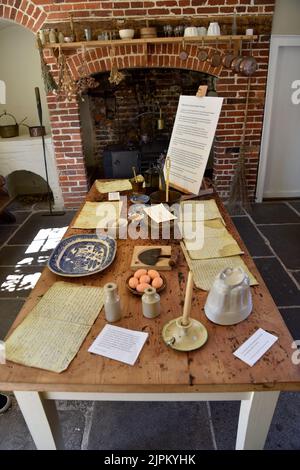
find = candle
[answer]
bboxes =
[165,156,171,203]
[181,271,194,326]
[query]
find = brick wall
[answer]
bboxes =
[1,0,275,208]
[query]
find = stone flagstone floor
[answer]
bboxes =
[0,197,299,450]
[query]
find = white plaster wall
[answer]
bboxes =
[0,22,50,135]
[272,0,300,35]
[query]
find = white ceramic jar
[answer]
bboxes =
[207,22,220,36]
[104,282,122,322]
[142,287,160,319]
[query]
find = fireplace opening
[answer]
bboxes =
[80,68,217,185]
[6,170,53,202]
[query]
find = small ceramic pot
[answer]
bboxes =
[197,27,207,36]
[184,27,198,37]
[119,29,135,39]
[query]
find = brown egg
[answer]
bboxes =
[134,269,147,279]
[136,283,151,293]
[152,276,163,289]
[140,274,151,284]
[148,269,160,279]
[128,277,139,289]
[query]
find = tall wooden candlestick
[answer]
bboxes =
[181,270,194,326]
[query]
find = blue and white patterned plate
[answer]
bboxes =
[48,234,116,277]
[130,194,150,204]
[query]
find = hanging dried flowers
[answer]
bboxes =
[56,47,77,101]
[108,47,125,86]
[75,46,99,100]
[37,36,58,94]
[76,76,99,99]
[109,64,125,86]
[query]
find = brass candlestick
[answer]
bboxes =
[157,108,164,130]
[165,156,170,203]
[162,271,208,351]
[132,166,137,183]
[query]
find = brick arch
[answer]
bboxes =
[50,42,224,208]
[0,0,47,33]
[67,43,223,80]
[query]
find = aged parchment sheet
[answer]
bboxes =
[5,282,104,373]
[96,179,132,194]
[181,242,258,291]
[73,201,123,229]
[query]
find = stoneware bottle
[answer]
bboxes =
[49,29,57,44]
[104,282,122,322]
[58,31,65,44]
[142,286,160,319]
[39,30,46,46]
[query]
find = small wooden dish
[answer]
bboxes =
[126,274,167,296]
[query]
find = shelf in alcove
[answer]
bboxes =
[44,35,258,52]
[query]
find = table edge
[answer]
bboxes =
[1,381,300,393]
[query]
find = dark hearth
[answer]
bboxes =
[80,68,215,183]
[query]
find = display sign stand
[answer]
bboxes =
[164,86,223,196]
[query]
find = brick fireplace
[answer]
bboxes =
[82,67,212,182]
[0,1,275,208]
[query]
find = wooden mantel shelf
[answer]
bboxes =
[44,35,257,51]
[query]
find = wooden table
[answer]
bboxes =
[0,185,300,450]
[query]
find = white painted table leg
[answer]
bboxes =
[236,391,280,450]
[14,391,64,450]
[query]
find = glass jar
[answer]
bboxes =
[144,167,160,190]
